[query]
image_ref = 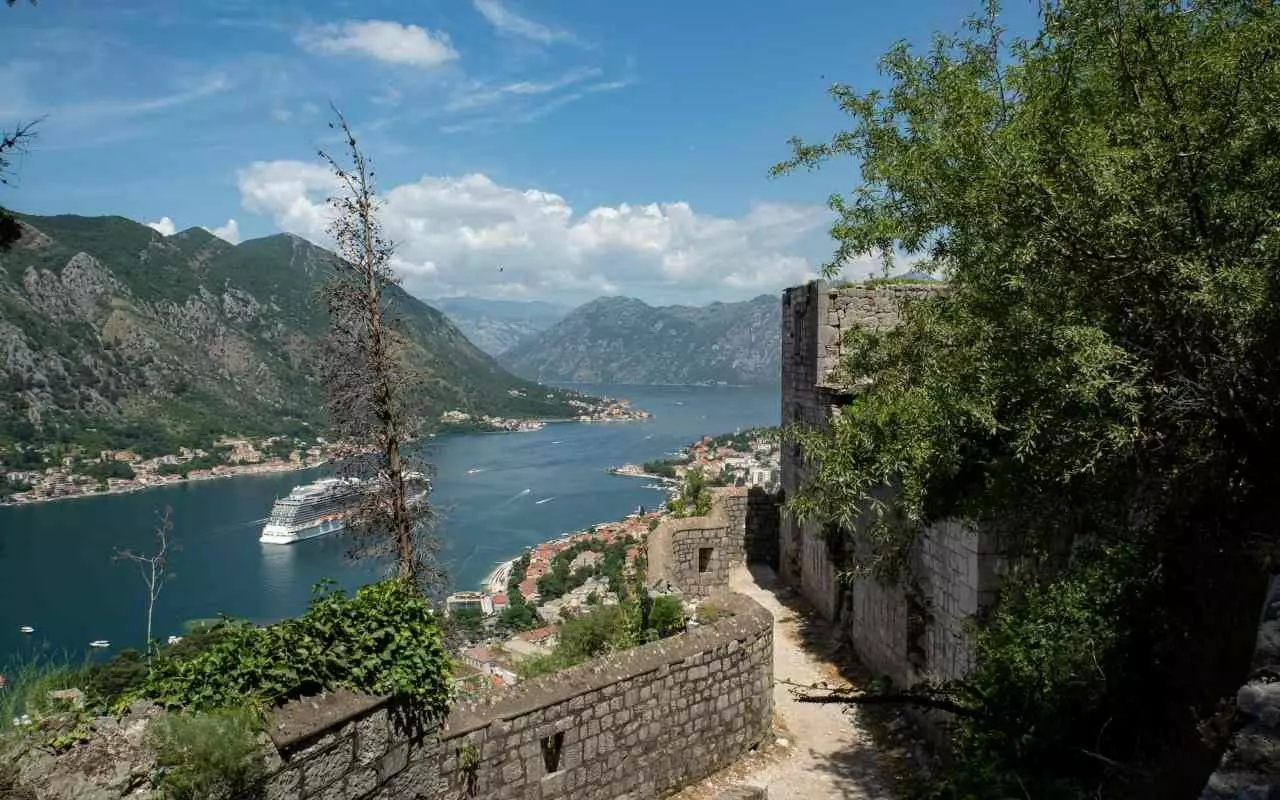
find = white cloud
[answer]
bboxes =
[206,218,242,244]
[234,161,848,304]
[446,67,601,113]
[472,0,577,45]
[146,216,176,236]
[298,20,459,68]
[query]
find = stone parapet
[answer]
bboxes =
[257,591,775,799]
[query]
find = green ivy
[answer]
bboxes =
[133,578,452,715]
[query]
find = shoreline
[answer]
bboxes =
[1,460,327,508]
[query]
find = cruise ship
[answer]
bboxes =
[259,477,363,545]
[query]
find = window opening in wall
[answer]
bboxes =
[541,731,564,774]
[698,547,713,573]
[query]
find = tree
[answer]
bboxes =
[115,507,177,660]
[317,107,441,592]
[774,0,1280,796]
[0,119,39,249]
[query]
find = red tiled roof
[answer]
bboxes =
[518,625,557,643]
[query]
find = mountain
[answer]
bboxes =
[500,294,781,386]
[0,213,586,453]
[432,296,569,356]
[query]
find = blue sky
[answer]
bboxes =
[0,0,1038,305]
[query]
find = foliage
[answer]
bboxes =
[919,544,1152,800]
[517,604,635,680]
[641,459,679,479]
[147,706,266,800]
[694,602,729,625]
[83,649,149,707]
[78,459,135,482]
[0,653,87,735]
[444,607,486,647]
[135,578,452,715]
[667,468,711,518]
[647,596,685,638]
[775,0,1280,795]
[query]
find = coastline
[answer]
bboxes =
[1,460,327,508]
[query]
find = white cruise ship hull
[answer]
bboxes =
[259,516,350,545]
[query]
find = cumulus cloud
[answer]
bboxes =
[205,218,242,244]
[146,216,176,236]
[472,0,577,45]
[298,20,459,68]
[234,160,849,304]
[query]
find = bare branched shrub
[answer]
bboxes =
[114,506,177,661]
[317,106,443,594]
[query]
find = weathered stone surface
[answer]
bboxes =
[238,590,773,800]
[779,279,998,694]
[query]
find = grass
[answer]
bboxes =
[0,651,89,735]
[147,706,267,799]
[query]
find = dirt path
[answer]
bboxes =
[673,565,898,800]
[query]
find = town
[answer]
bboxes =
[441,427,780,695]
[611,427,781,492]
[0,435,342,505]
[0,396,654,505]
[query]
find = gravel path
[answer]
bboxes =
[673,565,899,800]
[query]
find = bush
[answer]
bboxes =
[135,578,452,714]
[516,604,635,680]
[648,596,685,638]
[148,706,265,800]
[84,649,149,707]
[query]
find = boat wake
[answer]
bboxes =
[535,497,555,505]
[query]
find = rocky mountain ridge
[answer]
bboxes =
[0,213,583,453]
[500,294,781,386]
[432,296,569,356]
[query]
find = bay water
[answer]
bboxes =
[0,384,778,663]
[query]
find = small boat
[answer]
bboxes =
[18,626,33,634]
[551,441,561,445]
[89,640,109,648]
[535,497,555,505]
[167,635,183,646]
[466,467,483,475]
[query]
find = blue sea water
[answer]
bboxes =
[0,384,778,662]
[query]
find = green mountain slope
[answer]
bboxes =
[0,213,585,454]
[500,294,781,386]
[432,296,569,356]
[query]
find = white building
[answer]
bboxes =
[446,591,494,617]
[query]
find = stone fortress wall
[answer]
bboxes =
[255,490,780,800]
[778,280,1002,687]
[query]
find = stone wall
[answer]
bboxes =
[1199,574,1280,798]
[744,486,781,570]
[779,279,1001,686]
[258,591,775,800]
[647,486,783,597]
[646,487,747,598]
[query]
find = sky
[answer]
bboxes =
[0,0,1039,306]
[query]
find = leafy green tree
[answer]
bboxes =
[444,606,486,645]
[774,0,1280,796]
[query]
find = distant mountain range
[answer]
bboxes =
[0,213,585,452]
[499,294,781,386]
[431,296,569,356]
